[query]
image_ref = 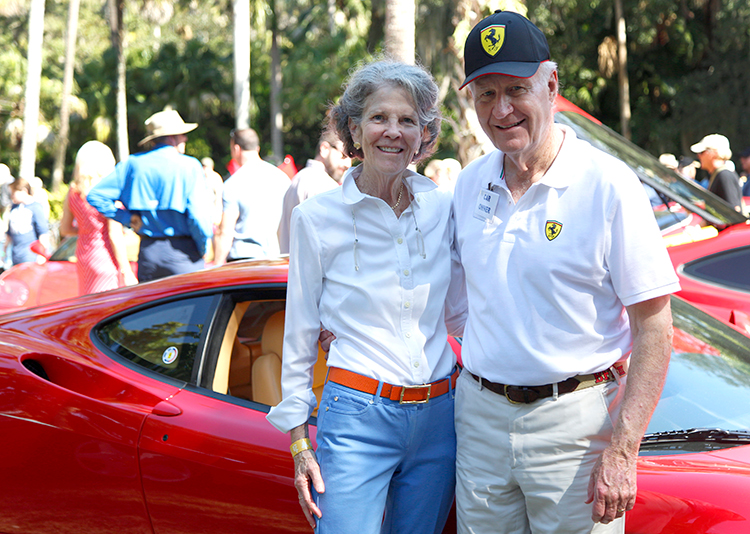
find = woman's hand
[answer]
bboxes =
[319,329,336,353]
[294,448,325,528]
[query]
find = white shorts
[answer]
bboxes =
[455,369,626,534]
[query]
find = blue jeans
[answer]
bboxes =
[314,377,456,534]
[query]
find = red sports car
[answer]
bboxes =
[1,259,749,533]
[0,236,79,314]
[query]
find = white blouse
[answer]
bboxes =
[266,165,466,433]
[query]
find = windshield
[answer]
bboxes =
[646,297,750,442]
[50,236,78,262]
[555,111,746,229]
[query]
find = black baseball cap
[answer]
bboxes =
[460,10,551,89]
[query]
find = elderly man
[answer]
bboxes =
[88,109,213,282]
[277,130,351,254]
[690,133,743,211]
[452,11,680,534]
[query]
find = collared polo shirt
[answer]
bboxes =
[452,126,680,386]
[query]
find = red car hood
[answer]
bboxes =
[630,445,750,533]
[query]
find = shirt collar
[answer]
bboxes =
[341,164,437,206]
[490,125,577,192]
[305,159,326,172]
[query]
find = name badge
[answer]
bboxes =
[473,188,499,222]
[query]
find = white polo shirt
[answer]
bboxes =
[267,166,467,433]
[452,126,680,386]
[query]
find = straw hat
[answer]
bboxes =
[138,110,198,146]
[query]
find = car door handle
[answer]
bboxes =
[151,400,182,417]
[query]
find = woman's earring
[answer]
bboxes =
[353,142,361,150]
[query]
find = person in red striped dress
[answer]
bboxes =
[60,141,138,294]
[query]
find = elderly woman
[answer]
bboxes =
[60,141,138,293]
[266,59,465,533]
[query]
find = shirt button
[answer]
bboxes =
[397,237,404,244]
[405,332,411,338]
[413,361,420,368]
[403,269,410,276]
[404,302,411,309]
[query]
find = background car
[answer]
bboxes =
[554,97,750,331]
[0,236,79,314]
[665,223,750,335]
[1,259,749,533]
[0,233,140,314]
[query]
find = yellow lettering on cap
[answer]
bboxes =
[481,25,506,56]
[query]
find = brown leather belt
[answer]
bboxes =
[470,362,627,405]
[327,367,459,404]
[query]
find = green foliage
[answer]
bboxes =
[5,0,750,183]
[528,0,750,158]
[48,182,68,224]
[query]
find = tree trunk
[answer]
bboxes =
[233,0,251,130]
[614,0,631,140]
[18,0,46,181]
[51,0,81,193]
[269,9,283,162]
[109,0,129,160]
[384,0,415,64]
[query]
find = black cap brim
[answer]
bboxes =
[460,61,544,89]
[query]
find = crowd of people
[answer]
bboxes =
[660,132,749,213]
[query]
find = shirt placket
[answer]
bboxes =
[379,201,425,384]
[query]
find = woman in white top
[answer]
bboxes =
[266,59,465,534]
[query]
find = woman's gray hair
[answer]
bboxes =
[328,59,442,164]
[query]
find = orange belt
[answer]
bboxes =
[327,367,459,404]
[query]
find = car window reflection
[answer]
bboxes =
[647,297,750,436]
[96,295,216,383]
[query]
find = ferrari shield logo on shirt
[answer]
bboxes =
[481,25,506,56]
[545,220,563,241]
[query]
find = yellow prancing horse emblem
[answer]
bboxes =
[481,25,506,56]
[545,220,563,241]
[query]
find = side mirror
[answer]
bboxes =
[30,240,49,260]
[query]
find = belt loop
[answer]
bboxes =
[450,367,456,399]
[611,365,622,385]
[552,382,559,400]
[373,380,384,404]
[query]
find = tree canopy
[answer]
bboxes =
[2,0,750,188]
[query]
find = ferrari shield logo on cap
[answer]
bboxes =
[481,25,505,56]
[545,220,562,241]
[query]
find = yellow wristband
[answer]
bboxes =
[290,438,313,457]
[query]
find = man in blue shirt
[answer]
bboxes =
[88,109,214,282]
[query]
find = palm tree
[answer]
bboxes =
[18,0,45,181]
[384,0,415,63]
[233,0,251,130]
[108,0,129,161]
[51,0,82,193]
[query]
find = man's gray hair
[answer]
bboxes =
[328,59,441,163]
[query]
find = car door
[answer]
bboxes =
[0,334,174,534]
[93,286,311,534]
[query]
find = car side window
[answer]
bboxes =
[682,247,750,292]
[96,295,216,383]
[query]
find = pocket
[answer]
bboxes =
[322,386,371,416]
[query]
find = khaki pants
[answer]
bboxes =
[455,369,626,534]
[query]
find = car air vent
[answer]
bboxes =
[23,359,50,381]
